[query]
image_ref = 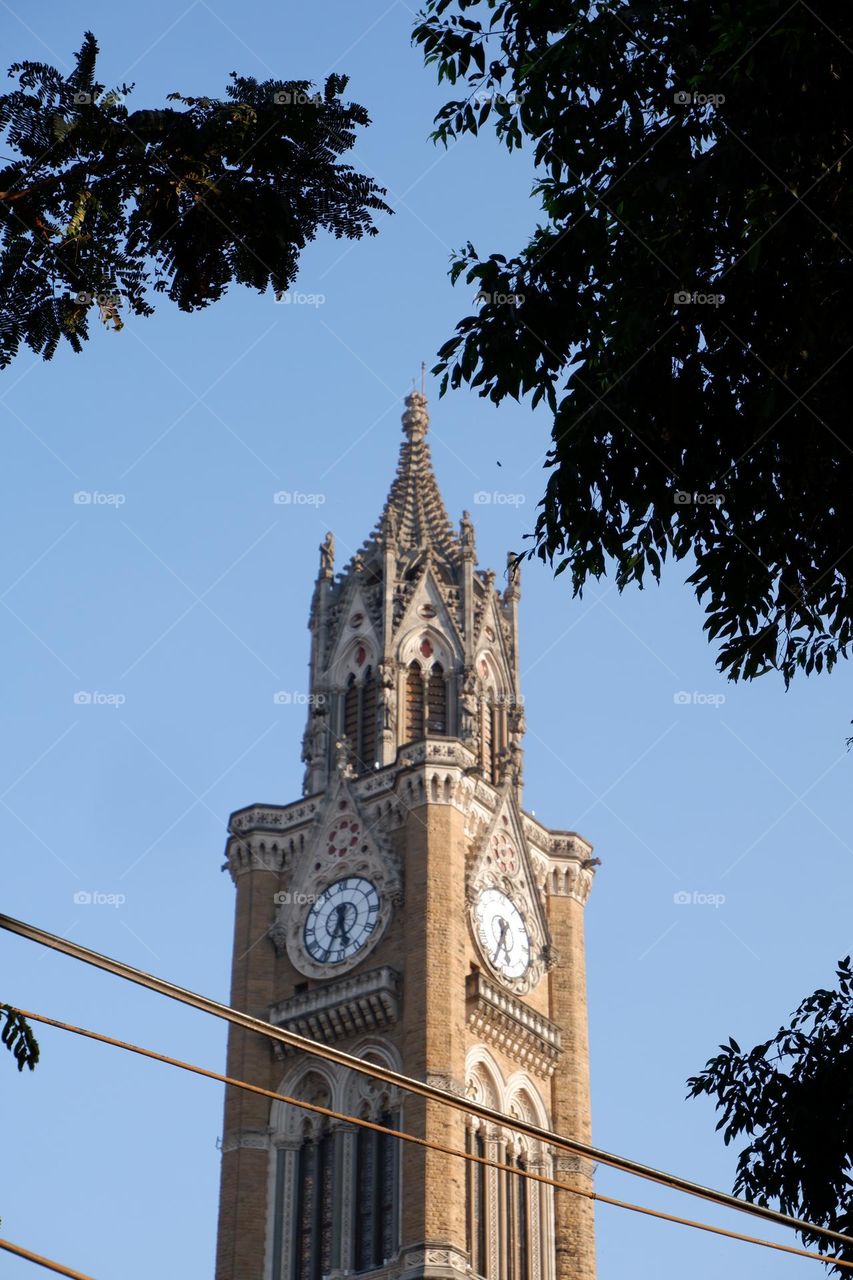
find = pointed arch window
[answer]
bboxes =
[466,1126,488,1278]
[270,1061,402,1280]
[358,666,377,773]
[427,662,447,733]
[465,1064,553,1280]
[480,694,497,782]
[344,673,359,743]
[294,1124,335,1280]
[405,662,424,741]
[339,666,377,776]
[355,1106,400,1271]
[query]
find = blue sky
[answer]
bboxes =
[0,3,850,1278]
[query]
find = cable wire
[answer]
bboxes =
[3,911,851,1253]
[17,1005,853,1273]
[0,1236,96,1279]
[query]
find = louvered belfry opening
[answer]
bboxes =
[358,665,377,772]
[344,674,359,749]
[405,661,424,742]
[340,667,378,776]
[426,662,447,733]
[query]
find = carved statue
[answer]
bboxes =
[379,664,397,733]
[319,531,335,576]
[334,737,355,779]
[460,667,479,742]
[308,704,327,760]
[460,509,475,555]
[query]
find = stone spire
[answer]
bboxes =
[374,390,458,561]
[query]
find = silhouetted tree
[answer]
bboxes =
[688,957,853,1273]
[414,0,853,689]
[0,31,390,366]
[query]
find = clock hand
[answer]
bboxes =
[492,916,512,965]
[326,902,352,954]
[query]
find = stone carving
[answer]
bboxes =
[460,667,479,742]
[466,969,562,1077]
[334,737,356,779]
[269,967,402,1050]
[460,509,476,558]
[378,662,397,733]
[319,530,335,577]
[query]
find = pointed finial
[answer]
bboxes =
[402,388,429,443]
[421,360,426,395]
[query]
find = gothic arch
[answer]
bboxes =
[342,1038,405,1117]
[268,1043,403,1280]
[334,637,377,685]
[464,1050,554,1280]
[270,1059,339,1139]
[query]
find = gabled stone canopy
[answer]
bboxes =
[301,388,525,801]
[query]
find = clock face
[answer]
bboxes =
[475,888,531,980]
[303,876,380,965]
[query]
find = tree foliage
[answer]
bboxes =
[688,958,853,1273]
[0,31,390,366]
[413,0,853,687]
[0,1005,40,1072]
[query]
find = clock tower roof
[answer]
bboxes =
[340,389,459,573]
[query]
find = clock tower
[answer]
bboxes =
[215,390,598,1280]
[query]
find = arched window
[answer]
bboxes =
[505,1148,529,1280]
[359,666,377,772]
[405,662,424,741]
[465,1056,553,1280]
[355,1105,400,1271]
[270,1071,336,1280]
[427,663,447,733]
[338,665,377,776]
[294,1120,335,1280]
[270,1054,402,1279]
[344,674,359,750]
[466,1125,488,1278]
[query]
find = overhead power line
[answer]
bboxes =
[3,911,851,1255]
[0,1235,96,1279]
[17,1004,853,1273]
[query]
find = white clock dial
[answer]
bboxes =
[475,888,531,980]
[303,876,380,965]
